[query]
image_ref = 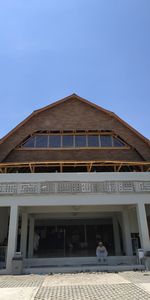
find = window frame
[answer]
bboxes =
[19,131,128,150]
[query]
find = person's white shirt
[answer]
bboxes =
[96,242,108,257]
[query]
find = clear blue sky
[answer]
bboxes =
[0,0,150,139]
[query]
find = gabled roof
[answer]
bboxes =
[34,93,113,115]
[0,93,150,146]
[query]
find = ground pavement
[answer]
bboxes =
[0,271,150,299]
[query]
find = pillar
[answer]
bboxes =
[113,215,121,255]
[20,212,28,258]
[136,202,150,251]
[122,209,133,255]
[28,216,34,258]
[6,205,18,273]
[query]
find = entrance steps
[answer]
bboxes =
[24,256,145,274]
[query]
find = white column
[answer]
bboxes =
[6,205,18,273]
[28,216,34,258]
[122,209,133,256]
[113,215,121,255]
[136,202,150,251]
[20,212,28,258]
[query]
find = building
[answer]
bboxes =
[0,94,150,274]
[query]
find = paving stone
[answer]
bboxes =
[0,287,38,300]
[120,271,150,283]
[0,272,150,299]
[34,284,150,300]
[137,283,150,294]
[43,272,130,286]
[0,275,45,288]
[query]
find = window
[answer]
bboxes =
[100,135,112,147]
[35,135,48,148]
[88,135,99,147]
[62,135,74,147]
[113,137,125,147]
[49,135,61,148]
[75,135,86,147]
[22,136,35,147]
[20,132,127,149]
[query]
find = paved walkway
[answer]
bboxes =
[0,271,150,299]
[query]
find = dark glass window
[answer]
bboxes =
[49,135,61,148]
[62,135,74,147]
[88,135,99,147]
[23,136,35,147]
[21,132,126,149]
[35,135,48,148]
[101,135,112,147]
[113,137,124,147]
[75,135,86,147]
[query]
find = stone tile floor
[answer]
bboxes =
[1,272,150,299]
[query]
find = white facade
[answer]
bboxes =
[0,172,150,274]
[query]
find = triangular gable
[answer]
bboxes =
[0,93,149,147]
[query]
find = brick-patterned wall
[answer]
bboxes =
[4,148,143,163]
[0,97,150,162]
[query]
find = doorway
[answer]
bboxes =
[34,218,115,257]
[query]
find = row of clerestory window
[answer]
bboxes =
[20,133,126,148]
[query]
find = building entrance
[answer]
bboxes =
[34,218,115,257]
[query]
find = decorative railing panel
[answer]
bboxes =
[0,181,150,195]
